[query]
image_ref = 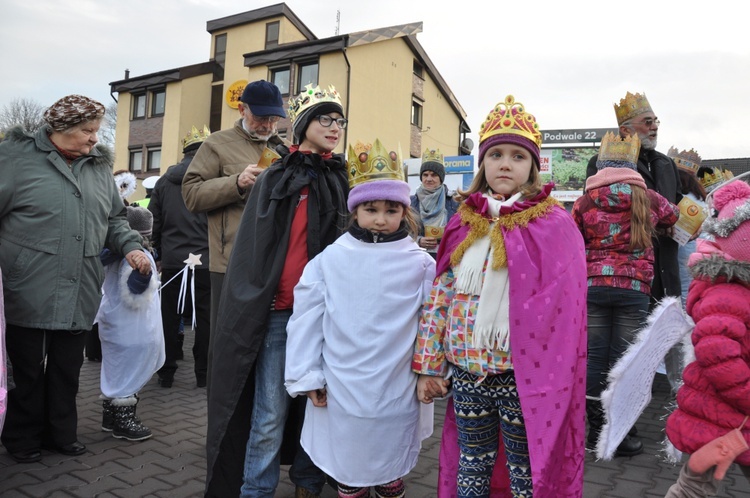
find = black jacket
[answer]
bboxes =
[148,152,210,270]
[587,147,683,300]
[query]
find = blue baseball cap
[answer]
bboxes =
[240,80,286,118]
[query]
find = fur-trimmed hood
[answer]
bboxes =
[4,125,113,167]
[691,254,750,285]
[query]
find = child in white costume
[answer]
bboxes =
[285,139,435,498]
[96,205,164,441]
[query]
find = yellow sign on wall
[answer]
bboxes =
[226,80,248,109]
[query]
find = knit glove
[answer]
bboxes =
[687,428,749,480]
[126,269,152,295]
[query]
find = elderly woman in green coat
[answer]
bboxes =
[0,95,150,464]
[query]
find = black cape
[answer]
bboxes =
[204,147,348,496]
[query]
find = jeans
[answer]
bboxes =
[240,310,324,498]
[586,286,649,399]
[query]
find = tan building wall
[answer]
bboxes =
[345,39,413,155]
[113,94,132,171]
[421,75,461,156]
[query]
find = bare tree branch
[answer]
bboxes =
[99,102,118,148]
[0,98,46,134]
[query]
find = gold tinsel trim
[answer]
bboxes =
[451,195,562,271]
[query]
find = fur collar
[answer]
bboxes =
[5,125,113,167]
[691,254,750,285]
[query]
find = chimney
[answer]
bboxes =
[124,69,130,80]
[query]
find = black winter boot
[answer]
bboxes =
[102,399,114,432]
[112,398,152,441]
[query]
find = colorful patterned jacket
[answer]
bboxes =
[572,168,679,295]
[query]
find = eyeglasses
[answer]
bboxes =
[316,115,348,129]
[250,114,281,124]
[630,117,660,127]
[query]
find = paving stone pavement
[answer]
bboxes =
[2,330,749,497]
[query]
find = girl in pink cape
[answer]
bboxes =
[413,95,588,497]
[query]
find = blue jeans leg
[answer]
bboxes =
[586,286,649,399]
[240,310,293,498]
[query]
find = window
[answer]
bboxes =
[271,67,290,96]
[296,62,318,93]
[411,100,423,128]
[265,21,280,49]
[151,90,165,116]
[214,33,227,66]
[147,148,161,171]
[133,94,146,119]
[129,149,143,172]
[413,60,424,78]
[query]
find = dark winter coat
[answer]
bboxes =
[0,126,142,330]
[587,147,683,300]
[148,152,209,270]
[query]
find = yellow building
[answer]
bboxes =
[109,3,470,181]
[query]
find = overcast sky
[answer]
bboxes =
[1,0,747,159]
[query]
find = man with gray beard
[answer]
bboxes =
[182,81,287,368]
[587,91,683,301]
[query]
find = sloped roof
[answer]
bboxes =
[109,62,219,93]
[243,21,468,123]
[206,2,316,40]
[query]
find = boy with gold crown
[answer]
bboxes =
[414,95,587,497]
[285,139,435,498]
[206,84,349,498]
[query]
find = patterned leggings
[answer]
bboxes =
[452,367,532,497]
[337,478,405,498]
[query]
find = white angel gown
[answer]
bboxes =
[96,251,165,398]
[285,233,435,487]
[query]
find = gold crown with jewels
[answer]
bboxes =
[667,146,702,174]
[599,131,640,165]
[698,167,725,190]
[288,84,343,123]
[347,139,403,188]
[614,91,653,125]
[182,125,211,150]
[478,95,542,151]
[422,148,444,165]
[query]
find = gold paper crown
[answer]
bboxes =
[614,92,653,125]
[287,84,343,123]
[347,139,403,188]
[182,125,211,150]
[698,168,725,190]
[598,131,640,165]
[422,148,444,166]
[478,95,542,151]
[667,146,702,174]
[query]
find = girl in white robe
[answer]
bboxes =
[285,140,436,498]
[96,206,164,441]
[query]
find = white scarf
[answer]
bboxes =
[454,192,521,352]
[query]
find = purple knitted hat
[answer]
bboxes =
[347,180,411,212]
[478,134,540,169]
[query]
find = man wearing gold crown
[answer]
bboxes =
[182,80,287,359]
[411,148,460,258]
[148,126,212,389]
[205,84,349,498]
[587,92,684,395]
